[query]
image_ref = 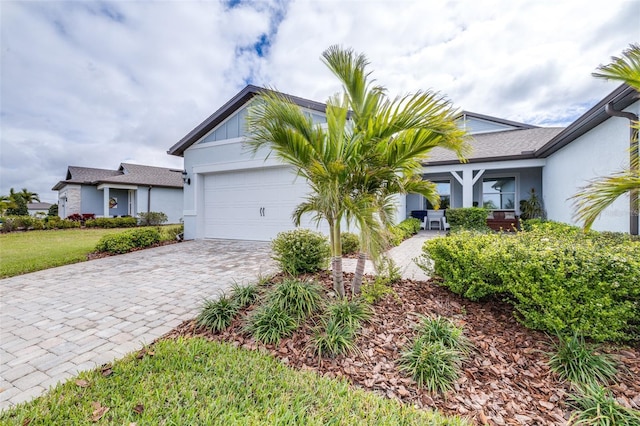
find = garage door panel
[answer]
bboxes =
[203,167,324,241]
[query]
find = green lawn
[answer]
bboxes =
[0,228,132,278]
[0,338,468,425]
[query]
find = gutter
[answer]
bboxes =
[605,102,639,235]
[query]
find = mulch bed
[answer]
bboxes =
[161,271,640,425]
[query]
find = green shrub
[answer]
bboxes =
[341,232,360,255]
[310,318,359,359]
[397,217,422,235]
[417,316,472,355]
[326,299,373,329]
[244,303,298,345]
[160,224,184,241]
[197,295,239,332]
[85,217,138,228]
[138,211,168,226]
[548,333,618,386]
[95,228,161,254]
[230,282,261,308]
[267,278,324,320]
[445,208,490,232]
[386,226,406,247]
[361,278,395,304]
[271,229,330,274]
[399,339,462,393]
[421,227,640,342]
[568,384,640,425]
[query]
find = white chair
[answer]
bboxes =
[426,210,444,230]
[441,215,451,231]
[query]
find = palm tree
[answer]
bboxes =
[572,44,640,231]
[18,188,40,203]
[320,46,469,293]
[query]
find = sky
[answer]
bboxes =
[1,0,639,203]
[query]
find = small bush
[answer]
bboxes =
[417,316,472,355]
[197,295,239,332]
[271,229,331,275]
[568,384,640,425]
[138,211,168,226]
[397,218,422,236]
[310,318,358,359]
[341,232,360,255]
[95,228,161,254]
[548,333,618,386]
[361,278,395,304]
[399,339,462,393]
[85,217,138,228]
[267,278,324,320]
[66,213,83,222]
[230,282,261,308]
[326,299,373,329]
[244,303,298,345]
[160,224,184,241]
[445,208,490,232]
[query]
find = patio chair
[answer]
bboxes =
[426,210,444,230]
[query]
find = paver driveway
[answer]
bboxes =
[0,240,275,410]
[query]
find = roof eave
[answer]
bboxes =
[167,85,327,157]
[535,84,638,158]
[424,153,538,167]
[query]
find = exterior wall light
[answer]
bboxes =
[182,170,191,185]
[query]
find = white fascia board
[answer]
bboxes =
[422,158,546,174]
[192,158,286,174]
[97,183,139,190]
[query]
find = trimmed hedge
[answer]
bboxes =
[0,215,80,232]
[420,224,640,342]
[85,217,138,228]
[388,218,422,247]
[341,232,360,255]
[95,228,161,254]
[445,208,490,232]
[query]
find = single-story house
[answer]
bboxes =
[27,202,53,217]
[168,84,638,241]
[52,163,184,223]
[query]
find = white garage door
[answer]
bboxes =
[203,167,321,241]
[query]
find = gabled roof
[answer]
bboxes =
[52,163,183,190]
[167,85,327,157]
[535,84,638,157]
[425,127,564,165]
[455,111,537,131]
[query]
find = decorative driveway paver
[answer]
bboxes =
[0,240,276,410]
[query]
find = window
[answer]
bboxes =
[425,181,451,209]
[482,177,515,209]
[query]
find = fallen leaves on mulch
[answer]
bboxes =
[161,271,640,426]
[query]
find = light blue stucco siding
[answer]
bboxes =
[109,189,129,217]
[80,186,103,215]
[136,187,183,224]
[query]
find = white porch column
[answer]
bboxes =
[103,186,110,217]
[451,168,485,207]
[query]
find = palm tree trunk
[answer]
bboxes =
[331,222,345,298]
[352,252,367,295]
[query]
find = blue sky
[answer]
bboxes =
[1,0,638,203]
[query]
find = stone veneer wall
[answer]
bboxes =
[59,185,81,218]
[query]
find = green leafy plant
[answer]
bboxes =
[138,211,168,226]
[230,282,261,308]
[361,278,395,304]
[267,278,324,320]
[326,298,373,329]
[548,333,618,386]
[399,339,462,393]
[85,217,138,228]
[519,188,546,220]
[95,228,161,254]
[417,316,473,355]
[341,232,360,255]
[374,256,401,284]
[197,295,239,332]
[271,229,331,275]
[568,383,640,425]
[244,303,298,345]
[310,318,359,359]
[445,208,490,232]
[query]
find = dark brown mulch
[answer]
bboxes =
[86,240,179,260]
[161,272,640,426]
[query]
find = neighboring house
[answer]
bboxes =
[27,202,53,217]
[169,84,639,241]
[52,163,184,223]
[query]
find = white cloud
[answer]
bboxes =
[1,0,638,203]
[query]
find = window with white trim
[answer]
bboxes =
[482,177,515,209]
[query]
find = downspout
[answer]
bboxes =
[605,102,639,235]
[147,186,152,214]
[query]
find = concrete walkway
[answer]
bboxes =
[0,240,276,410]
[0,231,443,410]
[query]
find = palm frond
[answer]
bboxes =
[592,43,640,90]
